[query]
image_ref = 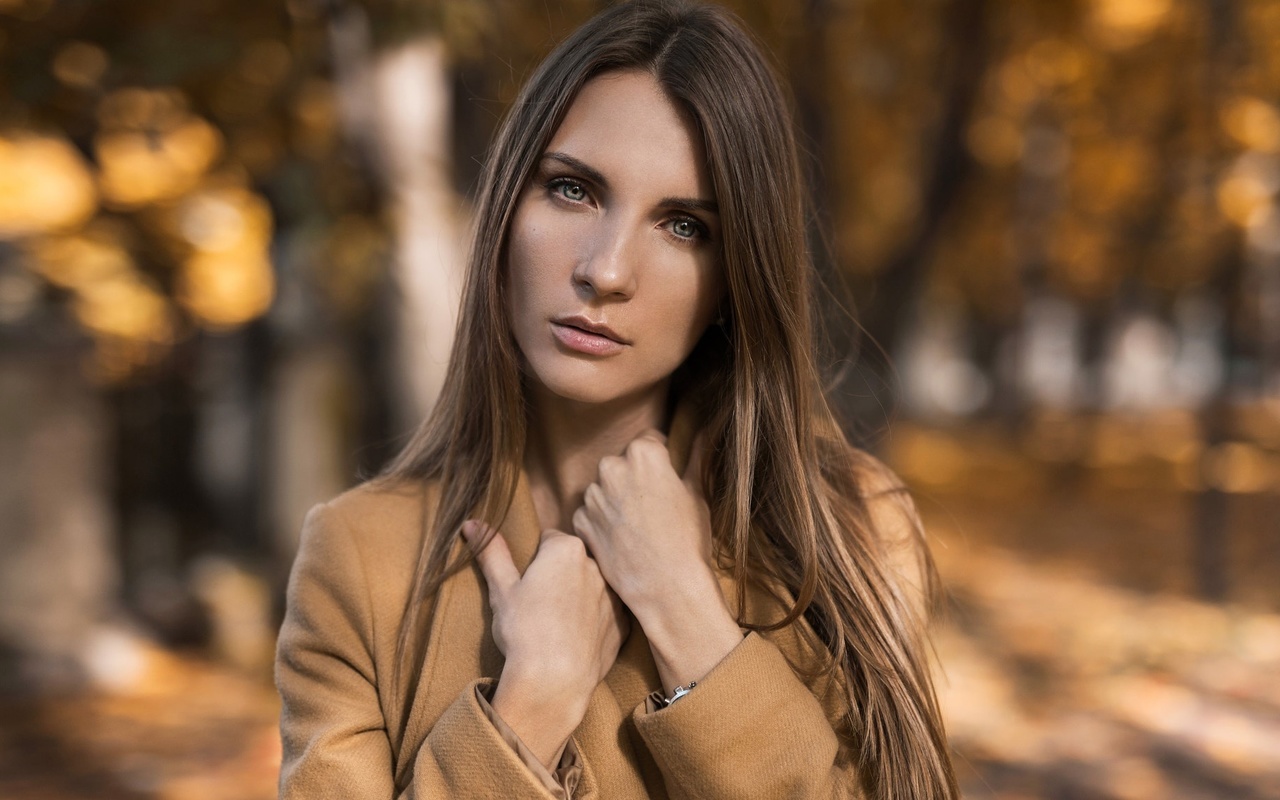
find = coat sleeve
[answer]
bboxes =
[275,501,578,799]
[630,631,862,800]
[629,466,931,800]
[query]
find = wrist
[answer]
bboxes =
[490,667,588,768]
[493,658,592,722]
[634,576,745,693]
[632,568,736,648]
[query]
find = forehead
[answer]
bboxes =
[545,70,714,200]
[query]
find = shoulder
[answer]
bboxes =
[304,476,438,548]
[848,446,909,498]
[847,448,920,539]
[322,475,435,526]
[847,448,934,623]
[290,476,441,604]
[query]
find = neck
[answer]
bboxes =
[522,380,671,532]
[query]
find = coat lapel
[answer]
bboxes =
[392,468,542,785]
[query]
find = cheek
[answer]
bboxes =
[678,259,725,330]
[506,203,583,311]
[645,260,724,358]
[505,208,552,328]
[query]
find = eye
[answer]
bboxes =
[667,217,708,241]
[548,178,588,203]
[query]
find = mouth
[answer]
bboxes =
[551,314,630,345]
[550,315,629,356]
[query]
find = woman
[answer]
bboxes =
[275,1,958,798]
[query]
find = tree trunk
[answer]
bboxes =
[0,344,117,690]
[331,8,463,433]
[1192,0,1244,601]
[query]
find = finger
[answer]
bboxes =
[583,482,604,511]
[635,428,668,446]
[462,520,519,599]
[571,506,596,554]
[540,526,591,556]
[596,453,630,494]
[630,429,669,459]
[682,432,710,498]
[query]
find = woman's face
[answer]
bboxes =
[506,69,724,407]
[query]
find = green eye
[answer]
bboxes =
[557,181,586,201]
[672,219,699,239]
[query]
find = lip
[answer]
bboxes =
[553,315,630,344]
[550,316,629,356]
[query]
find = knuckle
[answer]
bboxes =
[630,438,664,461]
[550,527,586,545]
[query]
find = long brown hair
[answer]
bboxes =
[377,1,957,797]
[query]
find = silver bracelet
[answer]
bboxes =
[661,680,697,707]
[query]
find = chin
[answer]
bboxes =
[526,356,665,407]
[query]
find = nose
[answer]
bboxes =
[572,217,637,299]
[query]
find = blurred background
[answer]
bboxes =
[0,0,1277,797]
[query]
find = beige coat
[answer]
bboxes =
[275,404,925,799]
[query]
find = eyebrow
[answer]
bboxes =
[660,195,719,215]
[540,151,719,216]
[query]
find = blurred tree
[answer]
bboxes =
[0,0,379,654]
[1192,0,1245,602]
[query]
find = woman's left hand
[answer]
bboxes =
[572,429,714,610]
[573,429,745,691]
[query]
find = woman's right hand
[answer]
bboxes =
[461,519,630,767]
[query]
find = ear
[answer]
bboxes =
[713,295,730,329]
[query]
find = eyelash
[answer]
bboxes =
[542,176,711,244]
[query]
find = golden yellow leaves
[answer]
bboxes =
[24,222,175,382]
[892,409,1280,497]
[3,85,280,383]
[933,540,1280,792]
[51,41,109,90]
[0,136,98,238]
[1195,440,1277,493]
[164,183,276,330]
[1214,98,1280,235]
[1223,97,1280,154]
[95,89,225,209]
[1087,0,1175,50]
[967,115,1025,169]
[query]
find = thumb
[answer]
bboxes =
[682,432,710,499]
[462,520,519,601]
